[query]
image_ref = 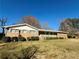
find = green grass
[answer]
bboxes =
[0,39,79,59]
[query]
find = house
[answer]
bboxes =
[4,23,68,40]
[38,29,67,40]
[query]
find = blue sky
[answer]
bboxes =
[0,0,79,31]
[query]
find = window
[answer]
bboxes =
[52,32,57,35]
[21,30,28,33]
[15,29,18,32]
[10,29,19,33]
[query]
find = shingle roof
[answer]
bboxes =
[3,23,38,30]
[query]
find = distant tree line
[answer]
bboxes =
[59,18,79,38]
[0,16,79,39]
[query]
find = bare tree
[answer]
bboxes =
[42,22,52,30]
[0,17,7,34]
[18,16,41,29]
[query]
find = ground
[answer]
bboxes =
[0,39,79,59]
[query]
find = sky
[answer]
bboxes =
[0,0,79,31]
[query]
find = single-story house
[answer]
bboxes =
[4,23,68,40]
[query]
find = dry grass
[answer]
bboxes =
[0,39,79,59]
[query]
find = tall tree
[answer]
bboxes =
[59,18,79,36]
[19,16,41,29]
[0,17,7,34]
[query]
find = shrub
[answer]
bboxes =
[18,36,26,41]
[20,37,26,41]
[0,33,5,40]
[11,37,18,42]
[27,36,39,41]
[31,37,39,41]
[27,37,31,41]
[2,37,11,42]
[68,35,76,38]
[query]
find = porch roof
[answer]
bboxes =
[38,29,67,34]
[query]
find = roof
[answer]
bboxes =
[3,23,38,30]
[39,29,53,32]
[39,29,67,34]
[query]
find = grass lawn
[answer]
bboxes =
[0,39,79,59]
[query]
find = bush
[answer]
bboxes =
[68,35,76,38]
[2,37,11,42]
[11,37,18,42]
[2,36,26,42]
[27,37,31,41]
[20,37,26,41]
[18,37,26,41]
[0,33,5,40]
[31,37,39,41]
[28,36,39,41]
